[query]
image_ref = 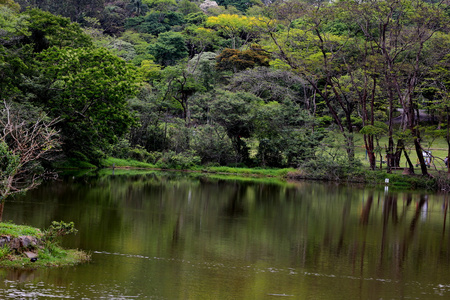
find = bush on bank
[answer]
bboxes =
[288,156,441,190]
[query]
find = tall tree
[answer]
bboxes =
[158,64,205,126]
[422,34,450,172]
[16,0,105,23]
[216,46,270,73]
[209,90,261,163]
[346,0,449,175]
[148,31,188,66]
[205,14,267,49]
[25,8,92,52]
[262,1,360,161]
[263,0,449,171]
[34,47,139,163]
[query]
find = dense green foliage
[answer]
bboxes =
[36,46,138,163]
[1,0,450,183]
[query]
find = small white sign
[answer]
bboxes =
[385,178,389,184]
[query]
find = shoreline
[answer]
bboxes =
[0,223,90,269]
[56,160,449,191]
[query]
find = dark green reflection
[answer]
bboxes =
[1,172,450,299]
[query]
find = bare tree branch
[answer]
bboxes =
[0,100,61,202]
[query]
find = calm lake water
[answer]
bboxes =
[1,170,450,299]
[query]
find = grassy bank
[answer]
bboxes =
[199,166,295,177]
[55,155,450,191]
[285,154,448,189]
[289,169,436,188]
[0,222,90,268]
[57,157,295,177]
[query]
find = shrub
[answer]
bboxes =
[367,172,437,190]
[256,138,283,167]
[167,123,191,153]
[316,115,333,127]
[109,139,131,159]
[146,151,163,164]
[156,150,201,169]
[300,155,365,181]
[190,125,234,165]
[44,221,78,243]
[127,146,153,162]
[256,130,323,168]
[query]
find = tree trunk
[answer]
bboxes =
[447,111,450,174]
[403,148,414,174]
[396,139,414,174]
[0,201,4,222]
[386,136,395,173]
[393,139,404,168]
[344,132,355,161]
[367,76,377,170]
[231,136,249,164]
[386,85,395,173]
[409,96,428,176]
[364,135,376,170]
[186,100,191,127]
[414,138,429,176]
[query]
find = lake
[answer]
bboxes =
[1,170,450,299]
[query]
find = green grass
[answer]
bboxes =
[97,168,159,176]
[0,245,11,260]
[56,156,296,178]
[0,222,90,269]
[0,248,90,268]
[195,173,292,185]
[53,158,97,169]
[53,157,157,169]
[0,222,43,237]
[204,166,296,177]
[364,170,438,190]
[101,157,156,168]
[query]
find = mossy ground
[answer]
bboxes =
[0,223,90,269]
[0,223,42,237]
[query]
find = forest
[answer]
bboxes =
[1,0,450,186]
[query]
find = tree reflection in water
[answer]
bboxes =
[2,175,450,299]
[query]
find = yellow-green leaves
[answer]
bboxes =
[205,14,271,49]
[139,59,162,81]
[0,0,20,12]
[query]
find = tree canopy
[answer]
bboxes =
[1,0,450,174]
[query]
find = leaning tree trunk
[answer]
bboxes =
[403,148,415,174]
[397,139,414,174]
[414,138,429,176]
